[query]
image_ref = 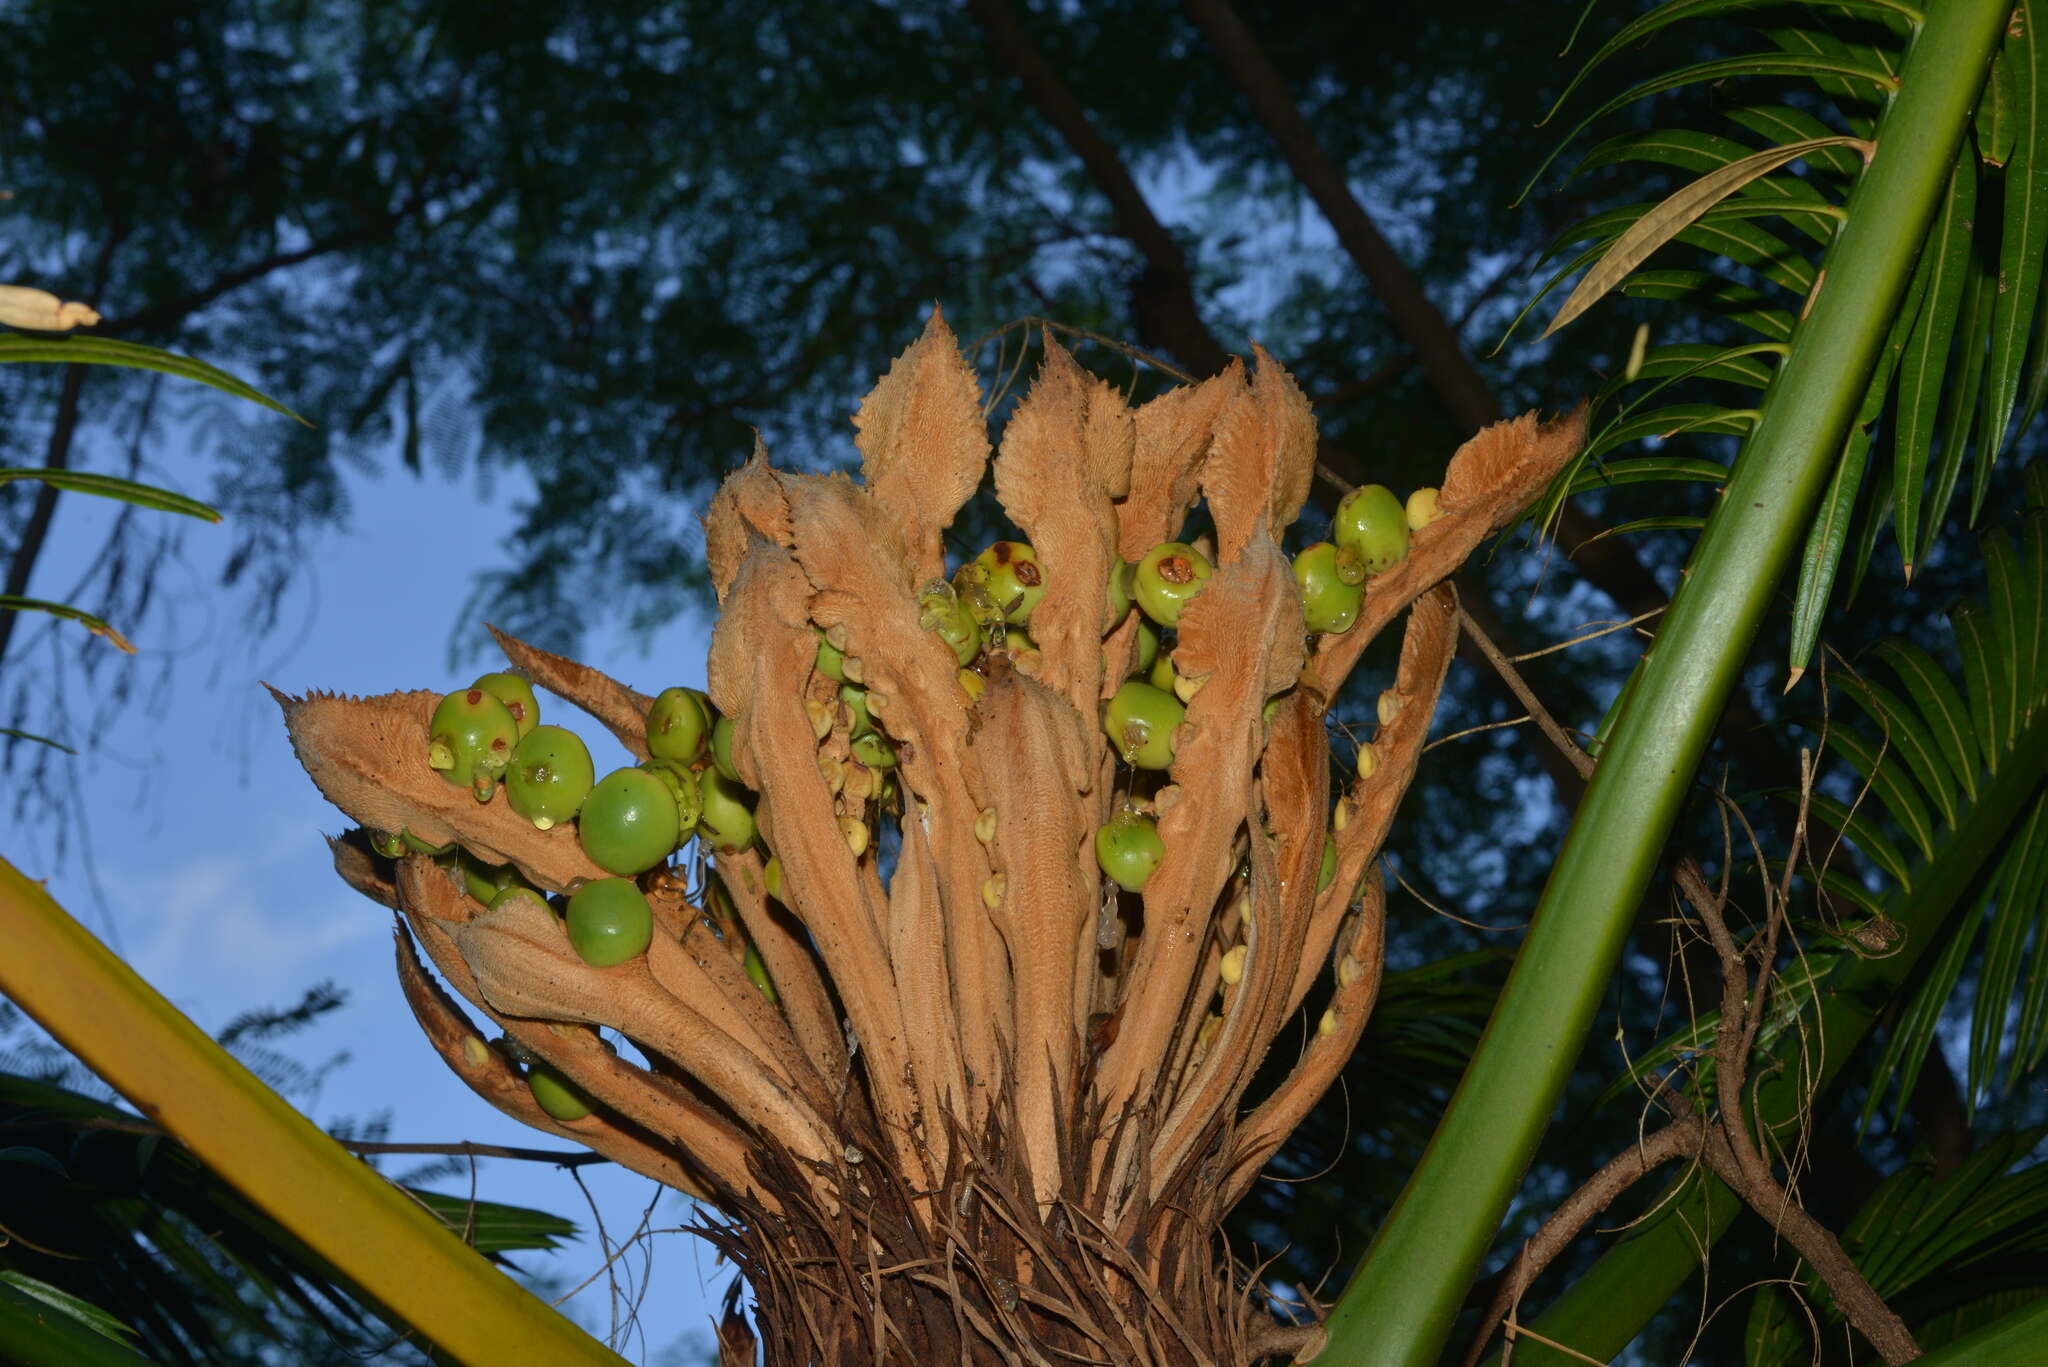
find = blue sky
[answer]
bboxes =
[17,430,730,1363]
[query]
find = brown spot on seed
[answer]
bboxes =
[1159,554,1194,585]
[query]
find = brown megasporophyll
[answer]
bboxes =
[280,308,1584,1364]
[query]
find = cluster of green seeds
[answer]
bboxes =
[403,670,777,1119]
[1080,482,1437,897]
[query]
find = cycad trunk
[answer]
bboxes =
[285,312,1582,1363]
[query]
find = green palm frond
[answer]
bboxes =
[0,1072,577,1366]
[1744,1128,2048,1366]
[1519,0,2048,679]
[1588,501,2048,1121]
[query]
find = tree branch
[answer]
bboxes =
[1457,1116,1703,1367]
[1682,856,1921,1365]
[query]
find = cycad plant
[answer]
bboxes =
[275,315,1583,1362]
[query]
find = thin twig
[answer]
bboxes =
[1456,603,1596,781]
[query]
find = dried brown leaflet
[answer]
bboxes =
[281,309,1583,1362]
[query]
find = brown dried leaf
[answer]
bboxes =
[1307,406,1586,700]
[852,305,990,582]
[1223,867,1388,1204]
[1092,539,1299,1147]
[779,472,1010,1102]
[395,860,766,1202]
[1439,403,1590,526]
[455,890,835,1165]
[715,847,849,1081]
[487,626,654,762]
[1198,347,1316,564]
[391,921,713,1198]
[329,831,398,910]
[885,814,968,1167]
[703,435,794,602]
[1144,678,1328,1202]
[991,337,1131,721]
[1118,361,1243,561]
[1289,585,1456,1020]
[708,539,932,1164]
[965,667,1099,1202]
[274,685,607,891]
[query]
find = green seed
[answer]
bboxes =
[641,760,704,840]
[711,714,741,782]
[839,684,875,739]
[488,885,551,915]
[565,877,654,967]
[366,829,406,859]
[814,631,847,683]
[577,767,681,875]
[1293,542,1365,635]
[472,672,540,739]
[646,687,714,767]
[400,830,454,857]
[1095,812,1166,892]
[917,579,984,665]
[1318,835,1338,892]
[970,541,1045,624]
[427,688,520,801]
[850,730,897,770]
[526,1062,595,1121]
[763,856,784,901]
[1133,541,1214,627]
[456,851,526,905]
[697,768,758,853]
[1103,680,1185,770]
[1147,649,1177,693]
[506,725,595,831]
[742,943,779,1003]
[1106,560,1136,628]
[1132,616,1161,674]
[1332,484,1410,575]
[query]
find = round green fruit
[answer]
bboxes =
[815,631,847,683]
[971,541,1045,624]
[697,768,758,853]
[506,725,595,831]
[1147,649,1177,693]
[1133,542,1214,627]
[527,1062,594,1121]
[456,850,525,905]
[646,687,713,767]
[577,767,681,875]
[366,829,406,859]
[917,579,984,665]
[1103,680,1185,770]
[850,730,897,770]
[488,885,551,915]
[1332,483,1411,575]
[1293,542,1366,635]
[1095,813,1166,893]
[1132,616,1161,674]
[711,715,741,782]
[838,684,875,739]
[641,761,703,840]
[427,687,520,801]
[565,877,654,967]
[472,672,540,739]
[1107,560,1136,627]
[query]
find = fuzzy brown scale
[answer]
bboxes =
[278,306,1583,1364]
